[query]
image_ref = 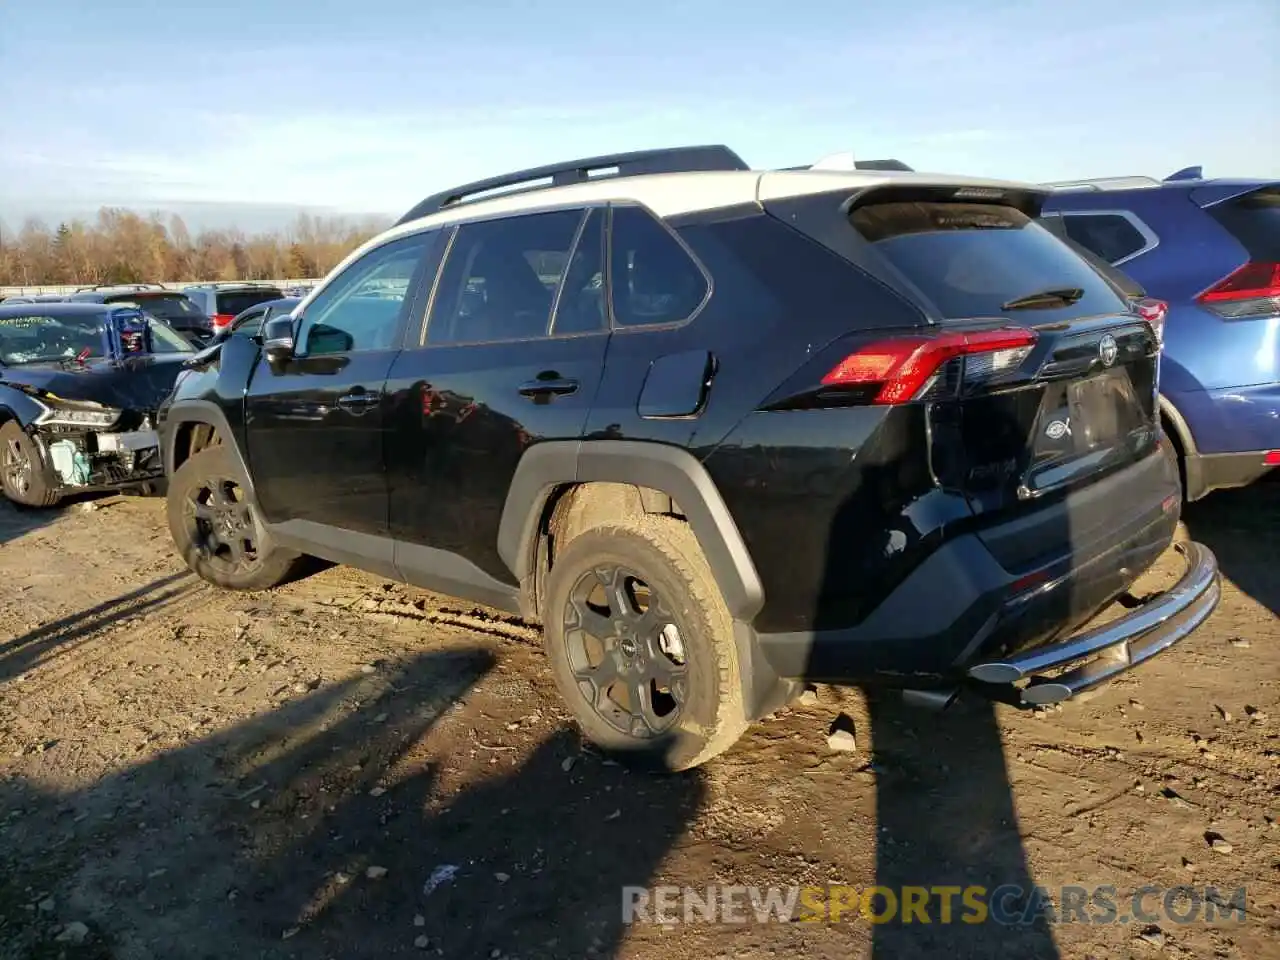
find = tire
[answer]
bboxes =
[0,421,60,508]
[541,516,747,772]
[166,444,303,590]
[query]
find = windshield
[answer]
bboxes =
[851,201,1128,320]
[0,313,106,364]
[0,311,194,363]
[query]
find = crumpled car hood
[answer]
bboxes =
[0,356,187,412]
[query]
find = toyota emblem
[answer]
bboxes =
[1099,334,1119,367]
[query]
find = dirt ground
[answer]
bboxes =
[0,484,1276,960]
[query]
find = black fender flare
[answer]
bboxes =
[161,400,256,497]
[1158,394,1209,501]
[497,439,765,622]
[1158,394,1197,456]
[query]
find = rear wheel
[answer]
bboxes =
[541,517,747,771]
[0,422,59,508]
[166,444,302,590]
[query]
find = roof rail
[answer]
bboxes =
[1042,175,1162,192]
[395,145,750,225]
[76,282,167,293]
[184,280,278,288]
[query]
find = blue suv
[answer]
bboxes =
[1040,169,1279,499]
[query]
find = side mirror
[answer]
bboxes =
[262,315,296,361]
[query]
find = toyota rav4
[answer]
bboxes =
[157,146,1221,770]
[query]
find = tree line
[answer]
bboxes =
[0,208,391,287]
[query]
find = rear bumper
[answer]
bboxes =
[968,541,1220,705]
[1185,449,1279,501]
[754,447,1184,685]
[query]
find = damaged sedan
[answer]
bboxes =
[0,301,194,507]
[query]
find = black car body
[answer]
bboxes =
[157,146,1220,770]
[68,285,212,342]
[0,302,194,505]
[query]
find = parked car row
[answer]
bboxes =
[0,145,1269,772]
[0,281,291,344]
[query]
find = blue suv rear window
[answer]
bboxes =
[1210,187,1280,260]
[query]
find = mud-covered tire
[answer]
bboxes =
[0,421,59,508]
[166,444,303,590]
[542,516,747,772]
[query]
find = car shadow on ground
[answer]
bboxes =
[809,453,1066,958]
[0,499,62,547]
[0,570,197,685]
[0,489,152,547]
[1181,481,1279,618]
[0,646,706,960]
[863,692,1059,958]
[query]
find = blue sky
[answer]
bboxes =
[1,0,1277,228]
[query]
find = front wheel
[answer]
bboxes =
[166,444,303,590]
[541,517,747,772]
[0,421,59,508]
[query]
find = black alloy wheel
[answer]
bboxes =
[561,563,690,738]
[184,475,262,573]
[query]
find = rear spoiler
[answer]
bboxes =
[1189,179,1280,208]
[840,181,1051,219]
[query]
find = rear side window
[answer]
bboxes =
[1210,187,1280,260]
[217,289,283,316]
[609,206,708,327]
[1040,217,1146,298]
[851,201,1127,320]
[427,209,584,345]
[1060,213,1151,264]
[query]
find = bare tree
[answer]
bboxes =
[0,207,389,286]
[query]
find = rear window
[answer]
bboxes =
[118,293,203,320]
[851,201,1127,320]
[1210,188,1280,260]
[217,289,283,316]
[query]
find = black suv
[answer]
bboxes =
[68,285,211,342]
[157,146,1220,770]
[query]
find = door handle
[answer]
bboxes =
[337,391,381,414]
[518,377,579,399]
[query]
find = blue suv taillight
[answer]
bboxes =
[1196,261,1280,319]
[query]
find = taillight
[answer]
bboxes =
[821,327,1037,405]
[1196,261,1280,319]
[1132,297,1168,345]
[211,313,236,328]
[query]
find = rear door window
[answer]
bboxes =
[850,201,1127,320]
